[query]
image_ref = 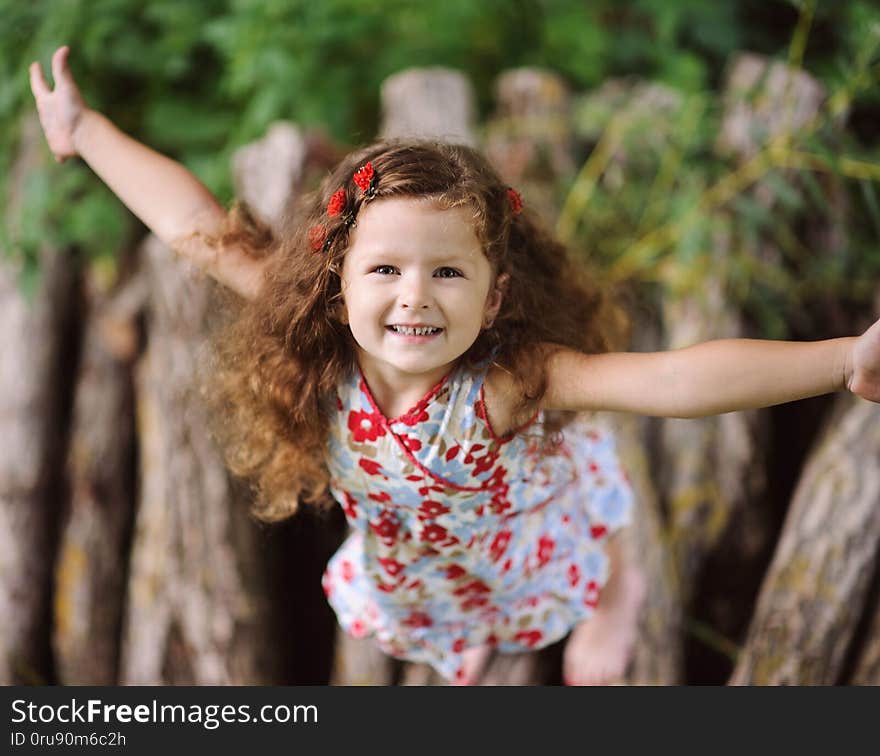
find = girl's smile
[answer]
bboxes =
[385,323,445,341]
[338,197,506,413]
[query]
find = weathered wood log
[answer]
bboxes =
[730,393,880,684]
[232,122,345,227]
[850,585,880,685]
[659,265,770,606]
[716,53,825,161]
[0,116,79,684]
[484,68,575,223]
[230,122,347,684]
[118,237,285,684]
[614,413,682,684]
[531,74,682,683]
[660,56,828,640]
[380,69,477,146]
[52,263,146,684]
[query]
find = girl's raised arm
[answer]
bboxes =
[541,317,880,418]
[29,46,267,301]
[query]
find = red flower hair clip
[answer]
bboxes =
[308,224,327,253]
[309,162,381,255]
[353,161,379,198]
[327,189,347,218]
[507,187,523,215]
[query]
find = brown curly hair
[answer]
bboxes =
[203,139,630,522]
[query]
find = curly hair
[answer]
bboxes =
[202,139,630,522]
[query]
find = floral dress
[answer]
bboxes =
[321,349,634,682]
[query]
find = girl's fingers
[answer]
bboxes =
[51,45,71,86]
[29,61,50,97]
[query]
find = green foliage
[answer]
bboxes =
[561,0,880,338]
[1,0,878,335]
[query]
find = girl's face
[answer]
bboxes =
[339,196,506,388]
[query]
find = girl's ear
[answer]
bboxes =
[483,272,509,328]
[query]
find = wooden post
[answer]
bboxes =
[730,394,880,684]
[0,116,79,684]
[52,263,145,684]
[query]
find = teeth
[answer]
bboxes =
[391,325,441,336]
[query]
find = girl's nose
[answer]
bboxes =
[400,274,432,309]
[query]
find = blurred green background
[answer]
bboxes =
[2,0,879,336]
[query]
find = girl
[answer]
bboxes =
[30,46,880,685]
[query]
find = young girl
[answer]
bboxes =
[30,46,880,686]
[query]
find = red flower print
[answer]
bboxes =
[445,445,461,461]
[418,483,445,497]
[402,610,433,629]
[501,558,512,574]
[473,450,500,476]
[376,582,398,593]
[419,500,451,519]
[406,474,424,482]
[308,224,327,253]
[378,557,405,577]
[406,578,423,590]
[490,495,512,516]
[584,579,601,608]
[444,564,466,580]
[353,162,375,192]
[342,490,359,519]
[341,560,355,583]
[348,409,386,443]
[588,460,600,474]
[487,634,498,646]
[485,465,507,489]
[537,535,555,567]
[400,434,422,452]
[489,530,512,562]
[368,491,391,504]
[514,629,543,648]
[452,638,466,653]
[421,522,451,544]
[453,579,491,597]
[463,443,486,464]
[327,189,346,217]
[461,596,489,611]
[507,187,523,215]
[590,524,607,539]
[335,393,344,411]
[369,511,400,544]
[350,619,367,638]
[358,458,384,477]
[568,563,581,588]
[398,406,429,426]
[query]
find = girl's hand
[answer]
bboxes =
[847,316,880,403]
[29,46,87,163]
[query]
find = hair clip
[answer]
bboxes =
[353,162,379,199]
[308,224,327,253]
[507,187,523,215]
[311,164,380,254]
[327,189,347,218]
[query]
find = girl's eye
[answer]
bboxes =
[371,265,462,278]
